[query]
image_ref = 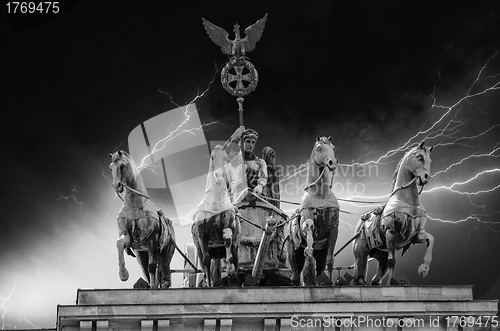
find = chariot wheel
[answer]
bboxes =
[183,243,199,288]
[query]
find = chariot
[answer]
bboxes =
[183,144,292,287]
[182,135,345,288]
[184,200,292,287]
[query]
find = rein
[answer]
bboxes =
[115,192,124,202]
[122,182,150,200]
[264,194,385,206]
[114,182,150,202]
[389,177,426,198]
[332,174,428,258]
[304,163,334,191]
[204,174,216,194]
[337,198,386,204]
[236,214,266,231]
[112,156,150,201]
[389,177,417,197]
[249,190,290,220]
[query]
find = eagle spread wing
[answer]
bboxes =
[202,17,232,55]
[241,13,268,53]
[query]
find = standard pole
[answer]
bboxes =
[237,97,244,126]
[236,97,246,204]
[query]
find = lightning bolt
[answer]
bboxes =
[329,47,500,235]
[432,124,500,149]
[99,163,112,181]
[433,143,500,177]
[136,96,218,170]
[57,185,83,205]
[0,285,38,330]
[279,162,308,183]
[134,68,230,224]
[1,283,16,330]
[425,169,500,195]
[429,211,500,228]
[17,293,36,329]
[136,67,224,170]
[346,51,500,168]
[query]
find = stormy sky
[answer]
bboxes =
[1,0,500,328]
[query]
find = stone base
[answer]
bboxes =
[57,286,498,331]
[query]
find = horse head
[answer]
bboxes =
[405,141,433,186]
[313,136,338,172]
[209,145,229,185]
[109,150,128,194]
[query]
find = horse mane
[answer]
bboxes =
[391,145,421,191]
[305,137,333,189]
[305,148,316,188]
[208,145,226,173]
[205,145,227,192]
[116,150,140,185]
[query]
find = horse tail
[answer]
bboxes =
[157,210,174,252]
[157,210,175,288]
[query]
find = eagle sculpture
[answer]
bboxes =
[202,14,268,58]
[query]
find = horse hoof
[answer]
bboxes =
[119,269,129,282]
[227,263,235,275]
[418,264,429,277]
[228,275,238,287]
[351,278,369,286]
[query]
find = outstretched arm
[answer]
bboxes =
[223,126,245,154]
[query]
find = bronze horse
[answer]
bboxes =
[109,150,175,288]
[288,136,340,286]
[351,142,434,285]
[192,145,240,287]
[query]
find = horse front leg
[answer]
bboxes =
[417,230,434,277]
[116,218,131,282]
[117,232,131,281]
[300,215,316,286]
[301,213,315,258]
[287,219,302,286]
[287,234,301,286]
[385,229,397,285]
[325,220,339,284]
